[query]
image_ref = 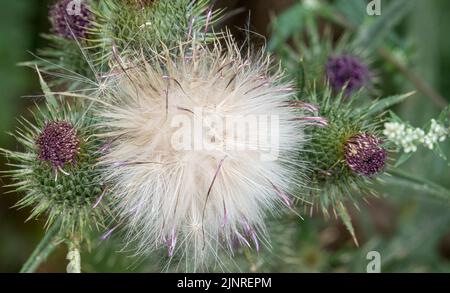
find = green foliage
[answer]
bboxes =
[263,0,450,273]
[353,0,415,50]
[268,0,449,263]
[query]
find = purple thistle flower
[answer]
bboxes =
[36,121,80,168]
[344,133,387,177]
[326,54,370,94]
[49,0,93,40]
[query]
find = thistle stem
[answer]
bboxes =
[386,169,450,202]
[20,223,61,273]
[66,239,81,273]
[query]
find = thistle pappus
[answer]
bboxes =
[93,39,322,268]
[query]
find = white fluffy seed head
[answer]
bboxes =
[96,39,310,269]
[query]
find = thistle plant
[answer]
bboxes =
[272,18,375,96]
[291,84,411,244]
[268,3,422,246]
[2,96,105,237]
[3,0,450,274]
[1,73,107,272]
[6,0,225,273]
[325,54,371,95]
[28,0,223,88]
[88,0,223,64]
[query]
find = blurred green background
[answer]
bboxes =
[0,0,449,272]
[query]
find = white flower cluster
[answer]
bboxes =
[384,119,449,153]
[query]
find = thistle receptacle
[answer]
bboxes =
[344,133,387,177]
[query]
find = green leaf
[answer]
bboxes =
[359,92,415,117]
[268,3,309,51]
[438,105,450,123]
[432,144,448,161]
[334,0,367,26]
[35,66,58,109]
[388,110,404,123]
[336,202,359,246]
[354,0,416,50]
[386,169,450,204]
[394,152,413,167]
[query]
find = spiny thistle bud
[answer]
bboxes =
[326,54,370,94]
[36,121,80,168]
[297,86,403,244]
[302,89,378,190]
[344,133,387,177]
[95,39,314,268]
[90,0,222,66]
[1,96,106,238]
[273,23,375,96]
[35,0,222,89]
[49,0,94,40]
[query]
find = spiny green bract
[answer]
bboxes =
[1,100,106,239]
